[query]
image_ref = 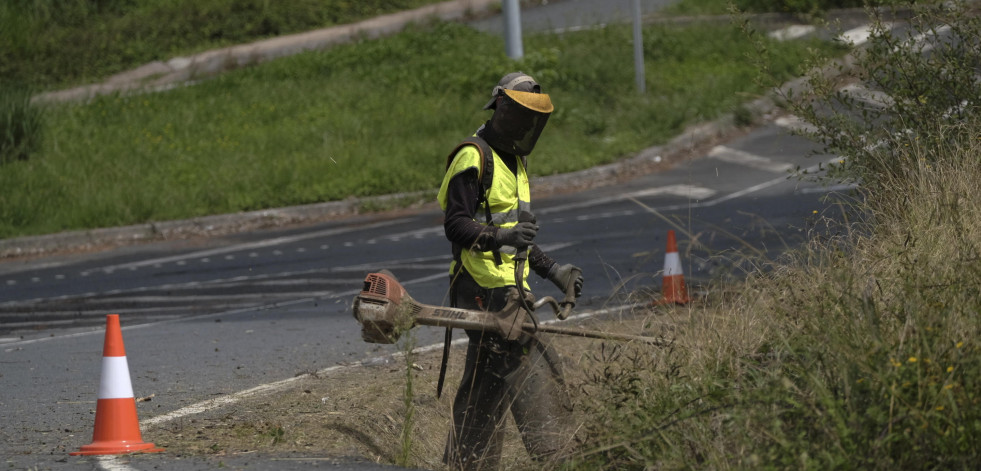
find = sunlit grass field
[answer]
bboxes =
[0,0,447,90]
[0,20,839,238]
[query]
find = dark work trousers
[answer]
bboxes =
[443,272,576,471]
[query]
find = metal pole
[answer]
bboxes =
[503,0,524,60]
[632,0,646,94]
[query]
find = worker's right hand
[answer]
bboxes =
[496,222,539,248]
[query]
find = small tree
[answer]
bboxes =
[788,0,981,199]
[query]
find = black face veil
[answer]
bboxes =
[487,89,553,156]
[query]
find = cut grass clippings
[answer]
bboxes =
[0,20,843,239]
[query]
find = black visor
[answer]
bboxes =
[490,90,552,156]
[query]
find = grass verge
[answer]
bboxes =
[0,19,841,239]
[0,0,447,91]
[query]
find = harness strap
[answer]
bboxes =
[436,325,453,398]
[437,263,463,399]
[438,136,503,397]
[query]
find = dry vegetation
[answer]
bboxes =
[146,312,684,469]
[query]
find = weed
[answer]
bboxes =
[0,86,44,164]
[395,303,419,467]
[266,424,285,445]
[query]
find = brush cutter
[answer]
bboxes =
[352,271,667,346]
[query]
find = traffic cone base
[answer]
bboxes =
[653,230,690,305]
[71,315,163,456]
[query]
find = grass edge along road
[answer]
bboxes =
[146,2,979,469]
[0,0,452,92]
[1,16,843,240]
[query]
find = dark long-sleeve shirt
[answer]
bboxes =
[443,152,556,281]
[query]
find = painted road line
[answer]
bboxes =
[839,23,881,46]
[769,24,816,41]
[539,184,717,215]
[82,218,414,275]
[708,145,795,173]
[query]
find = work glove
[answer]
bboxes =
[496,222,539,249]
[547,263,584,298]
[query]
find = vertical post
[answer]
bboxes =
[503,0,524,60]
[632,0,646,94]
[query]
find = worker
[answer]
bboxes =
[437,72,585,470]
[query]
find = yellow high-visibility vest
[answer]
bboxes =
[437,144,531,289]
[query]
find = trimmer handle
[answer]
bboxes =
[558,266,581,320]
[512,211,537,262]
[531,265,581,321]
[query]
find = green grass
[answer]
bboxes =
[0,20,841,239]
[0,0,447,91]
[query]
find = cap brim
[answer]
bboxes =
[503,89,553,113]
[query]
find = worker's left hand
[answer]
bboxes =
[547,263,583,298]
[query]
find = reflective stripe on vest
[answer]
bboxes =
[437,145,532,289]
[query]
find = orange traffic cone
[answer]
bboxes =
[654,230,690,305]
[71,314,163,456]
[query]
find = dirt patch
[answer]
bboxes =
[146,309,678,469]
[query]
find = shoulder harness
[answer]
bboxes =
[438,135,496,398]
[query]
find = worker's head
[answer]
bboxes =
[483,72,553,156]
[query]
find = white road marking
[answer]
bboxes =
[628,156,844,213]
[708,145,794,173]
[796,182,859,194]
[539,184,717,215]
[97,455,139,471]
[81,218,412,275]
[839,23,882,46]
[47,293,330,304]
[769,24,816,41]
[774,114,817,134]
[840,83,895,108]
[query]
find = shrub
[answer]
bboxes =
[790,0,981,198]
